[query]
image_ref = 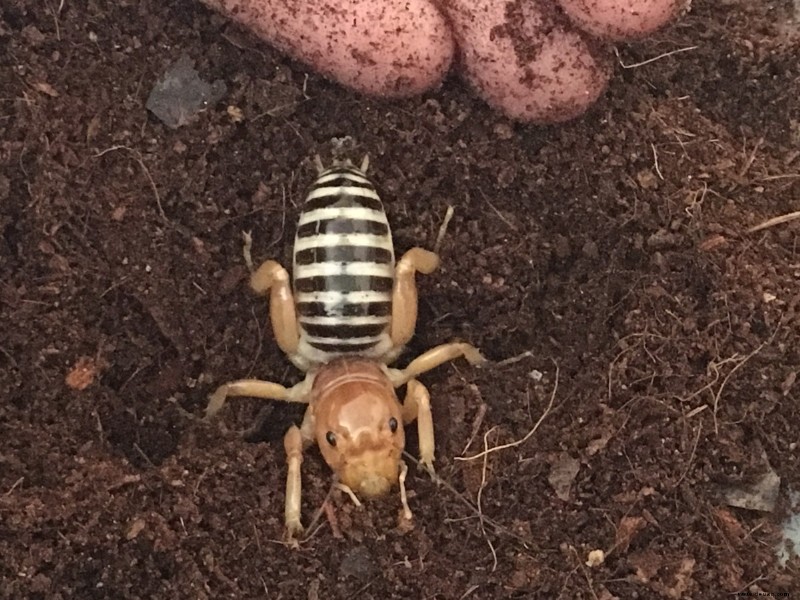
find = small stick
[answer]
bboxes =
[298,483,336,544]
[242,230,255,271]
[322,500,343,539]
[614,45,698,69]
[746,211,800,233]
[673,424,702,489]
[494,350,534,367]
[739,137,763,178]
[461,403,488,456]
[477,427,499,572]
[94,145,168,224]
[434,205,455,255]
[456,363,558,463]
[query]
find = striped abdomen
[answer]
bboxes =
[293,164,395,366]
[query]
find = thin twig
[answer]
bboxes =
[94,145,168,223]
[614,45,698,69]
[494,350,534,368]
[758,173,800,182]
[571,547,601,600]
[402,451,528,545]
[747,211,800,233]
[673,423,702,488]
[461,403,488,456]
[434,205,454,255]
[298,482,336,545]
[477,427,499,572]
[5,477,24,496]
[652,144,664,180]
[456,363,558,462]
[712,332,776,434]
[486,200,518,231]
[739,137,763,178]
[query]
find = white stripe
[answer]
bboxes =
[294,234,393,251]
[299,315,389,326]
[295,262,394,278]
[298,207,386,225]
[306,186,380,201]
[296,291,391,304]
[305,334,383,345]
[315,172,371,185]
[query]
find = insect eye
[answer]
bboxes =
[388,417,398,433]
[326,431,337,447]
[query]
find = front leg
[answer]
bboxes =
[390,247,440,348]
[205,377,311,418]
[401,379,436,476]
[284,406,315,544]
[389,342,486,387]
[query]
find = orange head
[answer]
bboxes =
[312,361,405,497]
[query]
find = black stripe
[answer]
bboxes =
[295,246,393,265]
[305,192,383,212]
[297,219,389,238]
[294,275,394,294]
[308,340,381,353]
[300,322,387,338]
[296,301,392,318]
[313,174,373,189]
[344,301,392,317]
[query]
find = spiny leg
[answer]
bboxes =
[389,342,487,387]
[248,257,300,357]
[398,461,413,522]
[390,247,441,348]
[401,379,436,476]
[205,378,310,419]
[284,407,315,543]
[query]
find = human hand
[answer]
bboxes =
[200,0,688,123]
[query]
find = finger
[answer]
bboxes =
[201,0,455,97]
[557,0,689,41]
[441,0,610,123]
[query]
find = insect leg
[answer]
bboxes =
[389,342,486,387]
[401,379,436,476]
[249,258,300,357]
[205,377,310,418]
[389,247,440,348]
[284,406,315,544]
[398,460,413,522]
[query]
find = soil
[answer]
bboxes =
[1,1,799,598]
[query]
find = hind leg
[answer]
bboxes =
[389,248,440,349]
[243,233,300,357]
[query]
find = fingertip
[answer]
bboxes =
[557,0,688,41]
[443,0,611,123]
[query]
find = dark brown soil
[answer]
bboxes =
[2,1,799,598]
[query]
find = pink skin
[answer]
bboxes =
[558,0,689,41]
[201,0,454,97]
[200,0,684,122]
[442,0,611,123]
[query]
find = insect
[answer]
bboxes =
[206,155,484,541]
